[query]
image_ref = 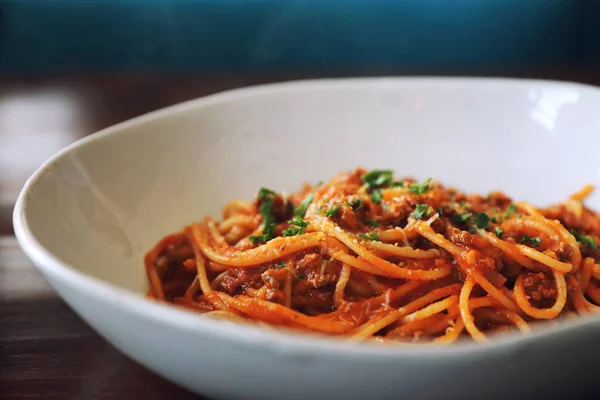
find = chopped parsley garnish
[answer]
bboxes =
[274,262,287,269]
[520,235,541,248]
[353,198,364,210]
[249,188,277,244]
[412,204,431,220]
[362,170,394,187]
[282,216,310,237]
[570,230,597,249]
[369,188,383,204]
[579,235,597,249]
[315,180,323,187]
[505,204,517,217]
[409,178,433,195]
[494,227,504,238]
[324,204,340,218]
[257,187,276,200]
[469,226,477,234]
[454,213,473,224]
[474,212,490,229]
[438,208,444,216]
[362,170,396,205]
[294,194,314,218]
[391,181,405,188]
[365,219,380,227]
[294,275,304,281]
[358,232,380,241]
[345,198,364,210]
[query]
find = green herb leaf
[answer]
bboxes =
[352,198,363,210]
[391,181,405,188]
[412,204,430,220]
[409,178,433,195]
[469,226,477,234]
[258,187,276,200]
[370,188,383,204]
[454,213,473,224]
[362,170,394,188]
[282,216,310,237]
[365,219,380,227]
[570,230,597,249]
[249,235,262,245]
[579,235,597,249]
[315,180,324,187]
[506,204,517,217]
[474,212,490,229]
[520,235,541,248]
[362,170,396,205]
[251,190,278,243]
[294,194,314,217]
[282,226,304,237]
[358,232,380,241]
[294,275,304,281]
[274,262,287,269]
[438,208,444,216]
[324,204,340,218]
[494,227,504,238]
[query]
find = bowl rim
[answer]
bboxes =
[13,76,600,360]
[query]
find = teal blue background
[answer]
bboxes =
[0,0,597,72]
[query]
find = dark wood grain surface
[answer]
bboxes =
[1,71,600,400]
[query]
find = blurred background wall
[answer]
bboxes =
[1,0,600,233]
[0,0,598,75]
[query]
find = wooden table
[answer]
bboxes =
[2,71,599,399]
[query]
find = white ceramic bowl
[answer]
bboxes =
[14,78,600,400]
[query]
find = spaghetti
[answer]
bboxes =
[144,168,600,344]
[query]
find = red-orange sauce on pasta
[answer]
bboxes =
[145,168,600,344]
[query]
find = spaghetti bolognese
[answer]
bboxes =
[145,168,600,344]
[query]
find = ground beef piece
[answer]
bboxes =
[155,242,193,278]
[293,289,334,315]
[465,194,486,210]
[338,204,361,230]
[218,267,265,295]
[549,241,573,263]
[448,227,473,246]
[523,272,558,306]
[486,191,513,208]
[295,254,341,289]
[320,168,366,198]
[372,195,415,227]
[261,268,288,303]
[501,262,523,282]
[429,217,447,233]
